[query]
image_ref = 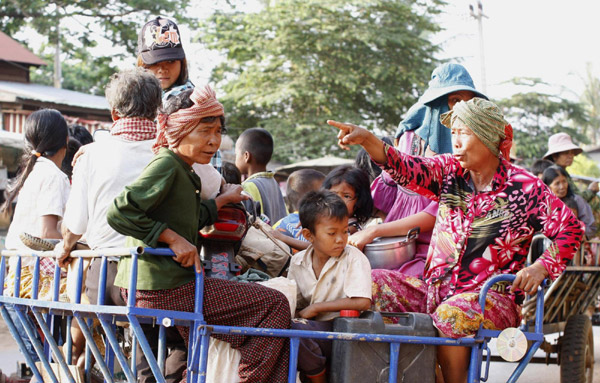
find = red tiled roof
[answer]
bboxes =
[0,30,46,66]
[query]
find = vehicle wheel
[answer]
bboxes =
[560,314,594,383]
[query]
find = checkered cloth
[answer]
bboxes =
[122,278,290,382]
[110,117,157,142]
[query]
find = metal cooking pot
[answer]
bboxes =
[363,227,420,270]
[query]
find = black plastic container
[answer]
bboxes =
[331,311,436,383]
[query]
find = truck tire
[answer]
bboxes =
[560,314,594,383]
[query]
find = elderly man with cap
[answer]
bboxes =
[107,85,291,383]
[328,98,584,383]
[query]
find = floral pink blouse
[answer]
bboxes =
[378,144,584,296]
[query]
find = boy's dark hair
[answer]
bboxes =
[286,169,325,212]
[237,128,273,166]
[299,190,348,233]
[562,195,578,214]
[222,161,242,184]
[160,88,226,131]
[542,165,574,198]
[530,159,554,177]
[69,124,94,145]
[322,165,373,226]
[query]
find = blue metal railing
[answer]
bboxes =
[0,248,548,383]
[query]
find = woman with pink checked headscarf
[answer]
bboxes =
[108,85,291,383]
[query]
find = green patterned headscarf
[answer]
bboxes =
[440,97,511,158]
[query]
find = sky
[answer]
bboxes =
[182,0,600,102]
[14,0,600,103]
[433,0,600,101]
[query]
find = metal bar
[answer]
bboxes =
[84,318,92,383]
[127,251,138,308]
[189,270,206,381]
[65,316,73,365]
[12,307,57,383]
[97,316,135,383]
[98,257,108,305]
[0,306,44,382]
[12,305,56,381]
[482,343,491,382]
[388,342,399,383]
[468,343,482,383]
[506,341,543,383]
[31,309,76,383]
[187,328,200,383]
[47,262,62,361]
[131,333,137,378]
[73,314,114,383]
[288,337,300,383]
[127,315,167,383]
[32,257,40,300]
[157,325,166,375]
[193,325,212,383]
[1,248,138,258]
[75,257,84,303]
[14,256,22,298]
[105,326,115,383]
[0,256,6,295]
[206,325,480,346]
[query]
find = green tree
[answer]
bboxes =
[569,154,600,179]
[200,0,444,163]
[579,63,600,146]
[498,78,590,166]
[1,0,193,93]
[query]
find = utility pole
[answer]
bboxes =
[54,18,61,89]
[469,1,487,94]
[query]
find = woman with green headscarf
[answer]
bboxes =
[327,98,584,383]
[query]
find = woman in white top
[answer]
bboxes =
[3,109,70,299]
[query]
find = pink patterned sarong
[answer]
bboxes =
[371,270,521,338]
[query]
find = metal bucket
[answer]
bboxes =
[363,227,419,269]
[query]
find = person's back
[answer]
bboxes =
[66,137,154,249]
[235,127,287,223]
[62,68,162,253]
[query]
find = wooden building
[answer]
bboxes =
[0,30,111,172]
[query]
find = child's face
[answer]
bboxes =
[173,118,222,165]
[328,181,357,216]
[144,60,181,90]
[303,215,349,259]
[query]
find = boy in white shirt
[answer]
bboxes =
[288,190,372,383]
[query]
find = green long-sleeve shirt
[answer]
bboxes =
[107,148,218,290]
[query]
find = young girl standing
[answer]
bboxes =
[4,109,70,294]
[2,109,70,361]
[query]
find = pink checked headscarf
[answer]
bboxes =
[152,85,224,154]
